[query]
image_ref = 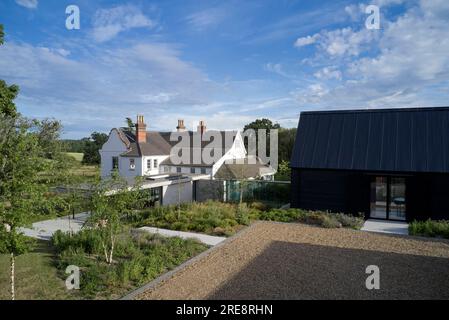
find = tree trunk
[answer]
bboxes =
[108,234,115,265]
[10,252,15,301]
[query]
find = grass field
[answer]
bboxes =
[65,152,84,162]
[0,241,79,300]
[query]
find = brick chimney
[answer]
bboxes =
[136,115,147,143]
[176,119,186,132]
[197,120,206,135]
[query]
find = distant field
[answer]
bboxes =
[65,152,84,162]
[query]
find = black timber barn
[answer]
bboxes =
[290,107,449,222]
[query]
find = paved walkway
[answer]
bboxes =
[361,219,409,235]
[20,213,225,246]
[19,213,90,241]
[139,227,226,246]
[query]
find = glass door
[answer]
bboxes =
[370,176,406,221]
[370,177,388,219]
[389,177,406,221]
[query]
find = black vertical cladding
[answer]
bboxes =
[291,107,449,221]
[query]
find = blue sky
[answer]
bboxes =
[0,0,448,138]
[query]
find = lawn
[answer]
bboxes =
[70,165,99,182]
[64,152,84,162]
[0,240,79,300]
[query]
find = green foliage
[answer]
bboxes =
[130,201,363,235]
[132,201,259,236]
[258,208,364,229]
[274,160,291,181]
[0,80,18,118]
[52,230,207,298]
[82,132,108,165]
[243,118,281,131]
[0,115,69,258]
[409,219,449,239]
[0,24,4,45]
[278,127,297,164]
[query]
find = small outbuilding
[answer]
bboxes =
[290,107,449,222]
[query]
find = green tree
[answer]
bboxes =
[0,24,4,45]
[278,127,297,163]
[0,25,18,118]
[0,115,67,299]
[82,132,108,165]
[89,173,142,264]
[0,25,70,299]
[125,117,135,131]
[243,118,281,158]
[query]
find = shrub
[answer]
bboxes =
[258,208,303,222]
[259,208,364,230]
[409,219,449,239]
[334,213,365,230]
[52,229,208,299]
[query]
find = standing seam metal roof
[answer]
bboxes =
[290,107,449,173]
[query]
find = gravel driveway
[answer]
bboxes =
[136,221,449,300]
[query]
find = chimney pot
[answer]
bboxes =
[176,119,186,132]
[136,114,147,143]
[197,120,206,135]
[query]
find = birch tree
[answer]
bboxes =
[90,173,141,264]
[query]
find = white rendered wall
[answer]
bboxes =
[162,181,193,205]
[99,130,128,177]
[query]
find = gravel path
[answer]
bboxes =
[136,221,449,300]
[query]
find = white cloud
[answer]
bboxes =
[264,63,290,77]
[185,7,227,30]
[15,0,38,9]
[292,1,449,109]
[314,67,342,80]
[0,41,214,136]
[294,34,319,47]
[319,27,375,57]
[92,5,156,42]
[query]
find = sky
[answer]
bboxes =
[0,0,448,138]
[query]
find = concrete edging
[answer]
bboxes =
[120,221,261,300]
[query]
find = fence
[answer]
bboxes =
[195,179,291,208]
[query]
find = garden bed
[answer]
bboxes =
[51,229,208,299]
[128,201,364,237]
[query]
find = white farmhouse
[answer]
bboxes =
[99,115,275,180]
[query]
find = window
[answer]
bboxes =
[164,166,169,173]
[201,168,206,174]
[190,167,196,174]
[370,176,406,221]
[154,159,158,168]
[147,159,152,170]
[129,158,135,170]
[112,157,119,170]
[176,167,181,173]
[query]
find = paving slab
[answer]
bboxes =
[361,219,409,235]
[139,227,226,246]
[19,212,89,240]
